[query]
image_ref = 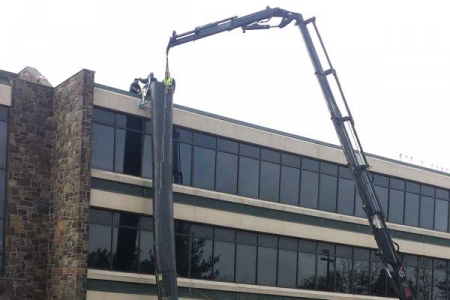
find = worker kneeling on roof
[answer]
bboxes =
[163,71,176,94]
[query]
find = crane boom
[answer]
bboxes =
[167,7,414,300]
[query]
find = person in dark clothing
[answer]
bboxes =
[139,72,157,86]
[129,78,141,94]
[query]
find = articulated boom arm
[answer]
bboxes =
[167,7,413,300]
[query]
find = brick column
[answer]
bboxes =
[47,69,94,300]
[3,79,54,299]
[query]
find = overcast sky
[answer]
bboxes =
[2,0,450,172]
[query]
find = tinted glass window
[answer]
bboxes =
[279,237,297,251]
[353,260,370,294]
[191,238,213,279]
[237,231,257,244]
[298,240,316,253]
[173,128,192,143]
[336,245,352,258]
[420,196,434,230]
[213,241,235,282]
[282,153,300,168]
[320,162,338,176]
[236,244,256,284]
[404,266,417,299]
[215,152,238,194]
[406,182,420,194]
[432,269,446,300]
[302,158,319,172]
[240,144,260,159]
[173,143,191,186]
[238,157,259,198]
[370,261,386,296]
[142,135,152,178]
[277,249,297,288]
[337,178,355,216]
[297,252,316,289]
[144,120,152,134]
[434,199,448,232]
[319,174,337,213]
[0,121,6,169]
[116,114,142,131]
[217,138,238,154]
[113,212,139,227]
[257,247,277,286]
[140,216,153,230]
[88,224,112,270]
[139,231,155,274]
[373,174,389,187]
[300,170,319,209]
[388,189,404,224]
[418,268,432,299]
[374,186,389,218]
[112,227,139,272]
[390,178,405,190]
[114,129,143,176]
[193,147,215,190]
[259,161,280,202]
[90,209,113,225]
[335,257,352,293]
[261,149,280,163]
[92,124,114,171]
[279,166,300,206]
[421,185,435,197]
[93,108,115,125]
[175,235,190,277]
[404,192,419,227]
[195,133,216,149]
[258,234,277,247]
[0,107,8,121]
[214,228,235,242]
[317,252,335,291]
[339,166,352,179]
[436,188,449,200]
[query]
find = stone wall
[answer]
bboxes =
[3,79,54,299]
[47,69,94,300]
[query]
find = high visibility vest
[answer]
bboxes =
[163,77,174,86]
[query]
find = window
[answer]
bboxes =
[297,252,316,290]
[420,196,434,230]
[115,129,142,176]
[175,235,189,277]
[259,161,280,202]
[173,142,192,186]
[213,241,235,282]
[191,237,213,279]
[434,199,448,232]
[236,244,256,284]
[257,246,277,286]
[317,243,335,291]
[335,246,352,293]
[238,157,259,198]
[215,152,238,194]
[319,174,337,213]
[404,193,420,227]
[278,249,297,288]
[0,170,5,217]
[300,170,319,209]
[352,249,370,294]
[388,189,404,224]
[279,166,300,206]
[193,147,215,190]
[142,135,152,178]
[337,178,355,216]
[88,209,154,274]
[92,123,114,171]
[374,186,389,218]
[0,121,6,169]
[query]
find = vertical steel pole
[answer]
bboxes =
[151,82,178,300]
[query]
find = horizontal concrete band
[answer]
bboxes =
[93,85,450,189]
[86,269,396,300]
[90,171,450,259]
[0,83,11,106]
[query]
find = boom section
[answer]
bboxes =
[166,9,414,300]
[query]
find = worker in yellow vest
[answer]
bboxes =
[163,71,176,94]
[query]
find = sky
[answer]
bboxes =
[2,0,450,172]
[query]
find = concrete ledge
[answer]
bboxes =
[91,169,450,242]
[90,189,153,215]
[0,83,11,106]
[87,269,396,300]
[87,291,158,300]
[93,86,450,189]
